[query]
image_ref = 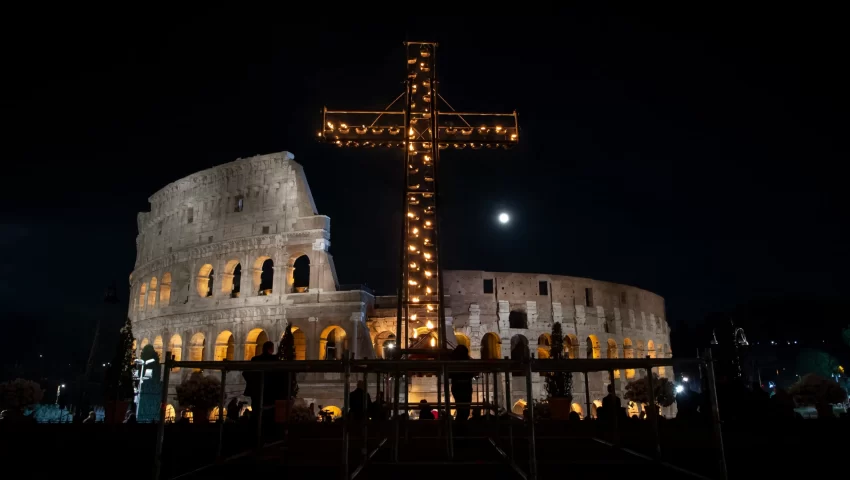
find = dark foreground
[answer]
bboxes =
[2,416,846,479]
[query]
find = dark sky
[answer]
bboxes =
[2,6,847,379]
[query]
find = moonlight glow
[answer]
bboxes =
[498,213,510,224]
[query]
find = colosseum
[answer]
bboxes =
[129,151,674,421]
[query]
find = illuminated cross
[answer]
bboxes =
[319,42,518,356]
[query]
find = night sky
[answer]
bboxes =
[2,6,847,380]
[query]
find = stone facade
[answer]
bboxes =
[130,151,673,420]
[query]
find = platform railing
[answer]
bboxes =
[152,352,726,480]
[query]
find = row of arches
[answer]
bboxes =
[138,324,347,363]
[137,255,311,311]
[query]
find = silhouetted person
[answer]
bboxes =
[602,384,621,416]
[349,380,371,422]
[418,400,434,420]
[569,411,581,422]
[468,408,483,423]
[449,345,475,423]
[226,398,240,422]
[243,341,284,410]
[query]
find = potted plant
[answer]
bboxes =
[788,373,847,418]
[545,322,573,419]
[624,373,676,417]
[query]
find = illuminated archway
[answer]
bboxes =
[623,338,635,379]
[321,405,342,419]
[245,328,269,358]
[209,406,227,422]
[189,332,205,371]
[252,256,274,295]
[454,333,471,350]
[320,325,348,360]
[591,399,602,419]
[537,333,551,359]
[165,404,176,423]
[571,402,584,418]
[512,399,527,415]
[292,255,310,293]
[153,335,164,360]
[221,259,242,297]
[169,334,183,371]
[147,277,158,308]
[657,344,666,377]
[160,272,172,305]
[196,264,214,297]
[607,338,620,379]
[374,331,396,359]
[138,283,147,311]
[480,333,501,360]
[282,327,307,360]
[566,334,578,359]
[215,330,235,361]
[140,338,150,351]
[586,335,600,359]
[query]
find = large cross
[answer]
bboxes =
[319,41,518,357]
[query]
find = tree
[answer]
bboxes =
[788,373,847,417]
[104,317,135,401]
[278,324,299,398]
[545,322,572,398]
[0,379,44,419]
[796,348,841,378]
[175,372,222,420]
[624,374,676,408]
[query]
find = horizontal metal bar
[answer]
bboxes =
[166,357,699,372]
[437,112,516,116]
[404,41,438,46]
[325,109,405,115]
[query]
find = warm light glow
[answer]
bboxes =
[410,262,417,268]
[498,213,510,224]
[424,270,432,278]
[411,314,417,321]
[409,245,417,251]
[409,143,414,151]
[327,122,334,130]
[423,253,431,259]
[408,279,418,285]
[426,286,432,294]
[430,337,436,347]
[425,221,432,227]
[412,227,419,234]
[495,126,503,132]
[427,305,434,311]
[407,212,415,218]
[409,127,415,136]
[510,133,517,140]
[426,320,434,330]
[411,297,420,303]
[413,329,418,338]
[340,123,348,128]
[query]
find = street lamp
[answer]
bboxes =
[682,376,689,382]
[133,358,156,416]
[675,385,685,394]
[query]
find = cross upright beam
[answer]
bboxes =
[319,41,519,356]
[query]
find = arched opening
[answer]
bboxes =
[245,328,269,359]
[480,333,502,360]
[586,335,600,359]
[321,405,342,420]
[607,338,620,379]
[647,340,656,359]
[292,255,310,293]
[189,333,205,371]
[138,284,147,311]
[454,333,471,350]
[284,327,307,361]
[591,399,603,419]
[165,404,176,423]
[320,325,348,360]
[209,406,227,422]
[636,340,645,361]
[571,402,584,418]
[627,400,640,418]
[140,338,150,351]
[508,310,527,329]
[374,331,396,359]
[252,256,274,295]
[221,260,242,297]
[214,330,235,361]
[153,336,164,360]
[657,343,666,377]
[160,272,172,305]
[169,334,183,371]
[148,277,158,308]
[566,334,578,359]
[512,399,527,415]
[623,338,635,379]
[510,335,529,376]
[537,333,551,359]
[197,264,214,297]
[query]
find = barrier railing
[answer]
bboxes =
[152,352,726,480]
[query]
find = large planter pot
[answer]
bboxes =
[549,396,573,420]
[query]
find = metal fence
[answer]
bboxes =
[153,352,726,480]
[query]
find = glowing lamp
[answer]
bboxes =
[426,320,434,330]
[430,337,436,347]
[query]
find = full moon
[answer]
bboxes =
[498,212,510,224]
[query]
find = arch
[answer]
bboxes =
[160,272,172,305]
[607,338,620,379]
[623,338,635,379]
[537,333,551,359]
[153,335,164,360]
[284,326,307,361]
[657,343,666,377]
[169,334,183,371]
[586,335,600,359]
[221,259,242,297]
[508,310,528,329]
[566,334,578,359]
[480,333,502,360]
[510,335,530,361]
[321,405,342,420]
[209,406,227,422]
[140,338,150,351]
[320,325,348,360]
[292,254,310,293]
[252,256,274,295]
[627,400,640,418]
[215,330,235,361]
[164,404,176,423]
[374,331,396,359]
[512,399,527,415]
[647,340,656,358]
[189,332,205,371]
[196,264,214,297]
[591,399,603,419]
[147,277,158,308]
[138,283,147,311]
[245,328,269,358]
[454,332,471,350]
[571,402,584,418]
[636,340,645,360]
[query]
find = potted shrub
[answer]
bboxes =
[624,373,676,416]
[788,373,847,418]
[175,371,223,422]
[545,322,573,419]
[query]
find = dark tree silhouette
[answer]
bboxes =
[278,324,299,398]
[545,322,573,398]
[104,317,135,401]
